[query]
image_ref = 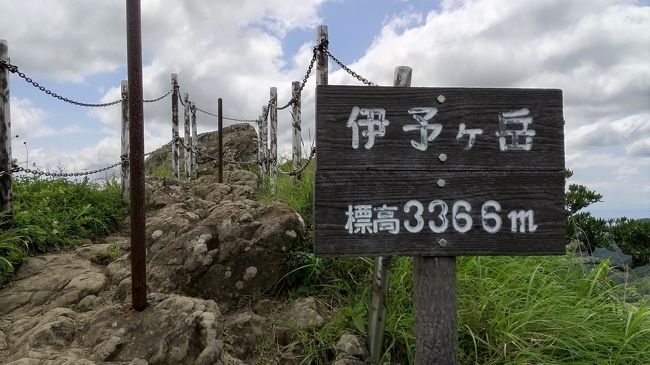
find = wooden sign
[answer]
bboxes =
[315,86,565,257]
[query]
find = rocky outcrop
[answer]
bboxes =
[144,123,258,177]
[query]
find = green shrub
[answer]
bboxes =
[609,218,650,265]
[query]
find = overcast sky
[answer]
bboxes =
[1,0,648,219]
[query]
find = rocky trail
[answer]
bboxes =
[0,124,368,365]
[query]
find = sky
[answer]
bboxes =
[0,0,648,219]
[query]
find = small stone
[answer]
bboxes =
[78,295,98,312]
[335,333,365,358]
[224,271,232,278]
[235,281,245,290]
[186,211,200,220]
[243,267,258,281]
[151,230,164,240]
[285,230,297,238]
[238,212,254,223]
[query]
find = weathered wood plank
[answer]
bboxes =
[316,86,564,172]
[314,170,565,256]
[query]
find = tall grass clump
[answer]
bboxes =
[280,254,650,364]
[257,159,315,225]
[0,176,128,284]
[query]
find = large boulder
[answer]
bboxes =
[145,199,304,305]
[144,123,258,177]
[107,171,304,307]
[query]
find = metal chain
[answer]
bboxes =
[274,147,316,176]
[0,156,127,178]
[276,41,323,110]
[0,59,123,107]
[324,48,376,86]
[195,106,217,118]
[223,116,258,123]
[144,88,172,103]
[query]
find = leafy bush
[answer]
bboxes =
[609,218,650,265]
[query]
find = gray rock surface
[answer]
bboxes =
[144,123,258,177]
[592,244,633,268]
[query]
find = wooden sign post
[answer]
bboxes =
[315,85,565,363]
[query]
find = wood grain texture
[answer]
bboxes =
[292,81,302,170]
[183,93,191,180]
[414,256,457,364]
[316,25,328,86]
[120,81,129,202]
[0,40,12,217]
[171,74,180,179]
[316,86,564,172]
[314,170,565,256]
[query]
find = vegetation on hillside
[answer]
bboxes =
[0,176,128,285]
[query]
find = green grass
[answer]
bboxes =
[260,159,650,364]
[277,254,650,364]
[0,176,128,284]
[257,159,315,226]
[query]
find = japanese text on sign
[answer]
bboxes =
[345,200,538,235]
[346,106,535,152]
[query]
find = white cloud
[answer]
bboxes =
[1,0,648,217]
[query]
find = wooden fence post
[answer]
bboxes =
[0,40,12,221]
[261,105,268,178]
[270,87,277,195]
[183,93,191,180]
[415,255,457,364]
[218,98,223,183]
[291,81,302,172]
[316,25,328,86]
[367,66,413,364]
[120,80,129,202]
[191,102,198,180]
[257,115,263,178]
[171,74,180,179]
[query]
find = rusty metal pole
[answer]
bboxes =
[218,98,223,183]
[126,0,147,311]
[0,40,12,223]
